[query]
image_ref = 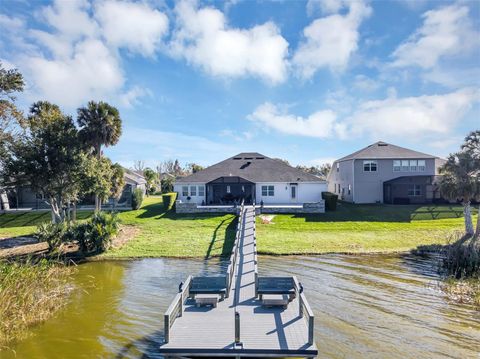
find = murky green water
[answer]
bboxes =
[2,255,479,358]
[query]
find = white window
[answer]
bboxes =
[348,184,351,195]
[401,160,409,172]
[363,160,377,172]
[418,160,426,172]
[198,186,205,196]
[261,185,274,196]
[226,185,231,194]
[182,186,188,196]
[408,184,421,196]
[409,160,417,172]
[334,184,337,193]
[338,185,341,194]
[393,160,401,172]
[336,162,339,172]
[190,186,196,196]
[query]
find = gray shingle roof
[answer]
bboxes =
[337,141,438,161]
[176,152,324,183]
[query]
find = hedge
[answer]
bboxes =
[132,188,144,210]
[162,192,177,210]
[322,191,338,211]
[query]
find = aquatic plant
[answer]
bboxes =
[0,259,75,348]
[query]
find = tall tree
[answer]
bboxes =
[439,150,480,236]
[5,102,84,223]
[461,130,480,237]
[143,167,159,194]
[133,160,145,173]
[77,101,122,210]
[0,62,24,210]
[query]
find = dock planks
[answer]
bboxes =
[159,206,318,358]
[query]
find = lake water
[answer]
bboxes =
[3,254,479,358]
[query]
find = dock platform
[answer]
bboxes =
[159,205,318,358]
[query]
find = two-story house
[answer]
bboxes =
[327,141,446,204]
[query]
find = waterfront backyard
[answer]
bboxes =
[0,196,475,258]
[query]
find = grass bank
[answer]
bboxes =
[1,197,476,258]
[104,196,237,258]
[0,260,75,348]
[256,203,475,255]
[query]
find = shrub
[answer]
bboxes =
[34,222,69,251]
[132,188,144,210]
[162,192,177,210]
[443,232,480,279]
[73,212,120,254]
[322,191,338,211]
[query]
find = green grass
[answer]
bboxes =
[105,196,237,258]
[1,196,476,257]
[0,211,93,239]
[256,202,477,255]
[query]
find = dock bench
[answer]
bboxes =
[257,277,296,302]
[262,294,290,308]
[195,294,220,308]
[189,276,227,300]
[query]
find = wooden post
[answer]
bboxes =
[164,314,170,343]
[235,311,240,344]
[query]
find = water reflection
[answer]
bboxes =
[3,255,479,359]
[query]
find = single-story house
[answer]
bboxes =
[2,168,147,210]
[173,152,327,205]
[327,141,446,204]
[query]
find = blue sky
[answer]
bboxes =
[0,0,479,168]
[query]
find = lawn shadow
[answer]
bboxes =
[294,202,467,223]
[204,216,237,259]
[136,202,235,222]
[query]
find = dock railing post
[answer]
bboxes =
[235,311,241,345]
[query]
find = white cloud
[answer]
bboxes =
[293,1,371,78]
[40,0,98,40]
[307,157,337,166]
[0,13,24,30]
[306,0,347,16]
[247,102,344,139]
[7,0,169,109]
[248,88,479,141]
[169,0,289,84]
[120,86,152,108]
[391,4,479,68]
[26,39,124,108]
[353,74,380,92]
[95,0,169,57]
[345,88,479,138]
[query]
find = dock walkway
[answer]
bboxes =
[159,205,318,358]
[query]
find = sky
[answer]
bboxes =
[0,0,479,168]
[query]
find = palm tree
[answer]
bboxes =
[439,150,479,236]
[461,130,480,237]
[77,101,122,211]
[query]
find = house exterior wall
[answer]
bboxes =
[173,182,206,204]
[353,158,437,204]
[255,182,327,204]
[327,160,354,202]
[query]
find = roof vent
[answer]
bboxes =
[378,142,388,146]
[255,157,264,159]
[244,157,253,160]
[233,157,242,160]
[240,162,251,169]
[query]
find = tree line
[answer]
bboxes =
[0,62,124,223]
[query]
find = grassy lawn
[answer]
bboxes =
[1,196,476,257]
[0,211,93,238]
[256,202,477,255]
[106,196,237,258]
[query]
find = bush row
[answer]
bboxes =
[322,191,338,211]
[162,192,177,210]
[35,212,120,254]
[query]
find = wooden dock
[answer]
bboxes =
[159,205,318,358]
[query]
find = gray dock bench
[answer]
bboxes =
[189,276,227,300]
[257,276,296,302]
[195,293,220,307]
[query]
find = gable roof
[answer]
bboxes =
[176,152,324,183]
[336,141,438,162]
[124,168,147,185]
